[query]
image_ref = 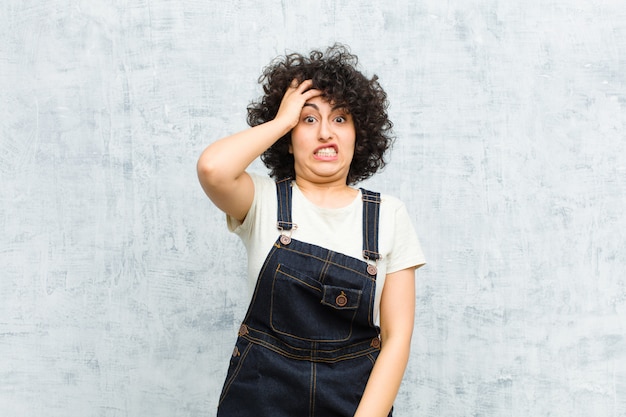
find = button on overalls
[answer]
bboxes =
[217,178,391,417]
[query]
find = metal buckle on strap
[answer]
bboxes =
[362,250,381,261]
[277,223,297,245]
[276,221,294,231]
[362,250,380,275]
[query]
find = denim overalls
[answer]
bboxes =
[217,178,391,417]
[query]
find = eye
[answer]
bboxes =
[334,115,347,123]
[304,116,317,123]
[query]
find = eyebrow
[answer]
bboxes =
[303,103,349,112]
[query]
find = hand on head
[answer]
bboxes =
[275,79,322,130]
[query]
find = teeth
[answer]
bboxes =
[316,147,337,157]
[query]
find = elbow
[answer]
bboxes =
[197,149,228,189]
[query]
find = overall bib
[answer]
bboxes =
[217,178,391,417]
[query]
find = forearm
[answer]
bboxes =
[353,337,410,417]
[196,79,321,220]
[197,79,320,188]
[197,118,292,186]
[354,267,416,417]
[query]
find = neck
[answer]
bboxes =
[294,177,358,209]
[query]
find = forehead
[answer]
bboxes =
[303,96,349,112]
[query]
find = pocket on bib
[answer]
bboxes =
[270,264,363,342]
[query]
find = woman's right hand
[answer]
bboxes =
[197,79,320,222]
[274,79,322,129]
[197,79,322,222]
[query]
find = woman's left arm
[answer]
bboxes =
[353,267,416,417]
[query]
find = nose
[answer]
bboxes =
[319,119,333,141]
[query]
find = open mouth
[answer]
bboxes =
[315,147,338,157]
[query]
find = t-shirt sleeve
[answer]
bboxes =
[385,200,426,274]
[226,173,272,241]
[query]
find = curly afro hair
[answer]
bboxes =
[247,44,394,185]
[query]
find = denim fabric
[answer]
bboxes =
[217,180,392,417]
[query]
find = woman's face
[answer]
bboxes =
[289,96,356,185]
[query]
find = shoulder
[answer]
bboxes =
[249,172,276,194]
[378,193,414,232]
[227,172,276,234]
[360,188,407,215]
[376,192,426,271]
[243,172,279,216]
[379,193,406,210]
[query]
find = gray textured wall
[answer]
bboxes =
[1,1,625,416]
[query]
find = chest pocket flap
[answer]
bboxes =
[321,286,362,310]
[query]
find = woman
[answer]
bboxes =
[197,45,425,417]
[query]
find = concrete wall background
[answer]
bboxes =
[1,1,625,416]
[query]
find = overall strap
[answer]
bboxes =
[360,189,381,273]
[275,178,294,231]
[276,180,381,271]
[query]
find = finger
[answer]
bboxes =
[296,79,314,92]
[302,88,323,100]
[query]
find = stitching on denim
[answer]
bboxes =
[270,263,360,342]
[218,340,254,407]
[278,244,374,280]
[276,178,294,231]
[363,195,369,261]
[276,183,282,231]
[244,334,379,363]
[242,244,279,324]
[241,330,380,362]
[320,286,362,310]
[276,265,322,293]
[367,281,376,327]
[309,360,316,417]
[319,250,333,285]
[362,189,382,262]
[249,327,372,353]
[361,189,381,204]
[271,316,356,343]
[373,193,379,256]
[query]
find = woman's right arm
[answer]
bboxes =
[196,80,320,222]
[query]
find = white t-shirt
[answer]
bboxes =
[227,173,426,323]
